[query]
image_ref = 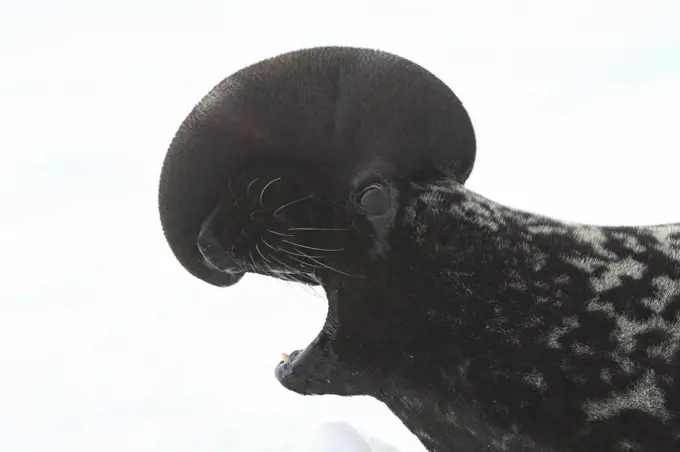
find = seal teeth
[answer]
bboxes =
[281,352,290,361]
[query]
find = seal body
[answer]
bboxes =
[276,176,680,452]
[182,167,680,451]
[158,46,476,288]
[343,179,680,452]
[157,46,680,452]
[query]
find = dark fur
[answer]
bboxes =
[350,178,680,452]
[157,47,680,452]
[158,46,476,287]
[196,173,679,452]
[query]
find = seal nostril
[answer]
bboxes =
[197,228,219,261]
[197,226,240,273]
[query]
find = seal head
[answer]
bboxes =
[158,46,476,288]
[158,46,680,452]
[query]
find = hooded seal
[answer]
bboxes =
[158,46,680,451]
[298,177,677,452]
[158,45,476,288]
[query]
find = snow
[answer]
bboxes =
[293,422,403,452]
[1,1,679,451]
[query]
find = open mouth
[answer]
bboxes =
[273,330,335,396]
[277,349,301,373]
[275,347,309,390]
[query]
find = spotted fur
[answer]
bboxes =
[156,46,680,452]
[181,171,680,452]
[368,178,680,451]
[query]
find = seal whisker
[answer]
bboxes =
[250,210,265,220]
[268,253,305,276]
[299,283,325,299]
[276,269,324,299]
[264,239,324,264]
[249,250,268,276]
[267,228,296,237]
[287,254,326,269]
[273,195,312,216]
[262,241,325,288]
[262,239,281,253]
[256,244,273,264]
[278,248,326,259]
[288,227,352,232]
[282,239,343,253]
[293,250,356,277]
[271,265,303,285]
[260,177,282,207]
[268,254,326,299]
[246,178,259,198]
[248,250,259,272]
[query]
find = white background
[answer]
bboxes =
[1,1,679,451]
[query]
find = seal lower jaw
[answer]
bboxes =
[274,343,328,395]
[273,327,353,397]
[275,349,304,386]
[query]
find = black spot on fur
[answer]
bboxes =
[662,293,680,322]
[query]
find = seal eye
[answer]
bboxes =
[359,183,390,216]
